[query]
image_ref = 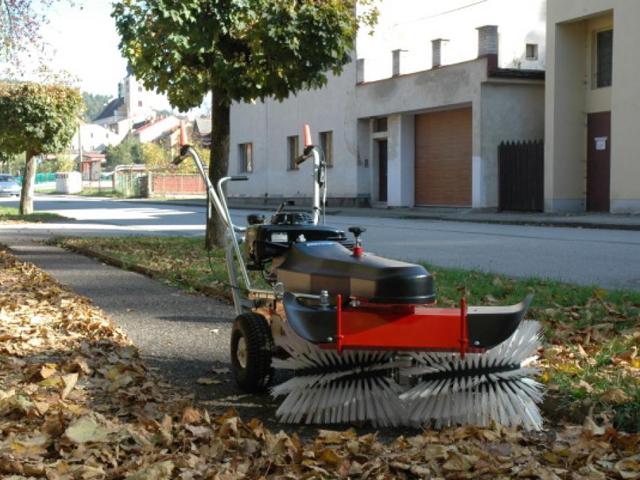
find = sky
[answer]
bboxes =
[40,0,173,110]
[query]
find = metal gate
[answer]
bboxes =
[498,140,543,212]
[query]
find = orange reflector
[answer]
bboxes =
[179,121,188,146]
[303,123,312,147]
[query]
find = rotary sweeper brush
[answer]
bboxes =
[173,123,544,430]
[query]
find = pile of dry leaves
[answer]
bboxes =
[1,250,639,479]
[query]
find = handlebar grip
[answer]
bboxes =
[230,176,248,181]
[173,145,191,165]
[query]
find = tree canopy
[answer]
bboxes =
[113,0,376,247]
[0,81,83,213]
[113,0,366,111]
[82,92,112,122]
[105,136,142,168]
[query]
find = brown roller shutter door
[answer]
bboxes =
[415,107,472,206]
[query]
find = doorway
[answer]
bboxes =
[377,139,388,202]
[586,111,611,212]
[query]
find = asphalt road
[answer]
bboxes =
[2,194,640,290]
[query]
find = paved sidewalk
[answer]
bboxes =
[2,236,281,421]
[127,196,640,231]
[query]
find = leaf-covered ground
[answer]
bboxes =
[0,207,66,223]
[2,248,640,479]
[54,236,640,433]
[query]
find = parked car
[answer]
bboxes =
[0,175,21,197]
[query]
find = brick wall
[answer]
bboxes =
[151,174,206,195]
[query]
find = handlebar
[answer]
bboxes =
[173,145,191,165]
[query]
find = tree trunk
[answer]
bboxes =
[205,91,230,250]
[19,152,37,215]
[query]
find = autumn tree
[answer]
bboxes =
[113,0,376,248]
[0,0,66,67]
[0,82,83,214]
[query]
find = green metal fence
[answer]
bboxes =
[15,173,58,185]
[114,171,146,197]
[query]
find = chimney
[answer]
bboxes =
[356,58,365,84]
[392,49,405,77]
[477,25,498,57]
[431,38,448,68]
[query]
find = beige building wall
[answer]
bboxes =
[546,0,640,213]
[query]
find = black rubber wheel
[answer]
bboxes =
[230,312,274,393]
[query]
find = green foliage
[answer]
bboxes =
[0,82,84,157]
[140,142,169,167]
[105,137,142,168]
[82,92,112,122]
[112,0,371,110]
[37,154,76,173]
[0,151,24,175]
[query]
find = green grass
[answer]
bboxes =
[0,207,67,223]
[75,188,123,198]
[53,235,640,431]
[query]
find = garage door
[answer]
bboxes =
[415,107,472,206]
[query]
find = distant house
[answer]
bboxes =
[193,117,212,147]
[80,152,106,181]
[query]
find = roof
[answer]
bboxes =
[94,97,124,122]
[489,68,545,80]
[194,117,211,135]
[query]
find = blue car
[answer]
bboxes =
[0,175,21,197]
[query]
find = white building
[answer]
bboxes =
[228,0,546,209]
[93,69,156,137]
[545,0,640,213]
[70,122,120,154]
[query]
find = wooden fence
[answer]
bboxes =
[498,140,544,212]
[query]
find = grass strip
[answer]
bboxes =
[0,207,67,223]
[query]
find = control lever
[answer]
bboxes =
[348,226,366,257]
[294,145,315,166]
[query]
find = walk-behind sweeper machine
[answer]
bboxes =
[174,124,543,430]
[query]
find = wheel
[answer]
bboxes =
[230,312,274,393]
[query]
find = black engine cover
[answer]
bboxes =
[277,242,435,304]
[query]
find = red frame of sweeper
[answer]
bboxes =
[320,295,479,358]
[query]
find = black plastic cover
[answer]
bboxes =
[277,241,435,304]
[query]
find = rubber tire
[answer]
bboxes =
[230,312,274,393]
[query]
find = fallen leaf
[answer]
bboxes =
[65,415,110,443]
[61,372,78,399]
[125,460,174,480]
[196,377,221,385]
[600,388,631,404]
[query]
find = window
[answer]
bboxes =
[319,131,333,167]
[138,100,143,107]
[374,117,387,133]
[287,135,299,170]
[595,29,613,88]
[525,43,538,60]
[238,143,253,173]
[138,86,143,92]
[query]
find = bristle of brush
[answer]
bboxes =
[272,318,406,427]
[400,320,543,431]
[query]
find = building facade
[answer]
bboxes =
[545,0,640,213]
[228,0,546,208]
